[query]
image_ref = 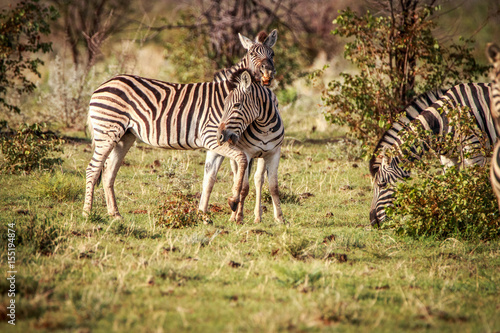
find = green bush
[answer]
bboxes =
[0,122,64,174]
[385,103,500,240]
[386,166,500,240]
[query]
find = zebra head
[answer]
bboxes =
[217,70,259,146]
[239,30,277,86]
[369,154,410,226]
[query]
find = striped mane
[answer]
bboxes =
[228,68,256,87]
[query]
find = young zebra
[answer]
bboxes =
[369,83,497,226]
[199,30,282,222]
[216,70,284,223]
[486,43,500,210]
[83,69,283,222]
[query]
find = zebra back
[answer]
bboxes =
[369,88,448,177]
[88,74,237,151]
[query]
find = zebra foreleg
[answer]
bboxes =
[101,131,136,219]
[199,151,225,213]
[264,149,284,223]
[227,153,248,216]
[253,158,266,223]
[229,158,250,222]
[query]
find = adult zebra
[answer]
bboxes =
[83,69,284,223]
[369,83,497,226]
[199,30,282,222]
[487,43,500,210]
[214,30,277,87]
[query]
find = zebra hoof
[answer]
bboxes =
[228,198,238,212]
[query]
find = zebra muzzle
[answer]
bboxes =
[261,76,271,86]
[217,124,239,146]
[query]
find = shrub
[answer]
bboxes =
[385,102,500,240]
[321,4,488,156]
[386,166,500,240]
[0,122,64,174]
[156,192,211,228]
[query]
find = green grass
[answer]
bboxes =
[1,97,499,332]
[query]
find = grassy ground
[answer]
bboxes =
[1,92,499,332]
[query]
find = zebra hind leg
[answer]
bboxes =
[253,158,266,223]
[264,149,284,223]
[83,123,126,218]
[101,131,136,219]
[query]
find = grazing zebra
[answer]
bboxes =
[369,83,497,226]
[199,30,282,222]
[487,43,500,210]
[83,69,283,222]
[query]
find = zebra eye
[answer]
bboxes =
[233,103,241,109]
[377,181,387,188]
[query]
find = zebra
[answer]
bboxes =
[487,43,500,210]
[198,30,283,222]
[369,83,497,226]
[82,69,283,223]
[216,69,284,223]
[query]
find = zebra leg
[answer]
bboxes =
[198,151,225,213]
[264,149,284,223]
[229,158,250,222]
[227,153,248,214]
[83,120,127,217]
[83,138,119,217]
[101,131,136,219]
[253,158,266,223]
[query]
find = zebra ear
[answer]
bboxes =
[239,33,254,50]
[486,43,500,64]
[240,71,252,91]
[264,29,278,48]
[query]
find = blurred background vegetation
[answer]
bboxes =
[0,0,499,138]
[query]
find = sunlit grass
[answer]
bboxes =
[0,95,499,332]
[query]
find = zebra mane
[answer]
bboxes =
[256,31,268,43]
[228,68,256,87]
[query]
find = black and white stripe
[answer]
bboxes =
[82,70,282,221]
[199,30,283,222]
[487,43,500,211]
[215,70,285,222]
[369,83,497,226]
